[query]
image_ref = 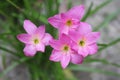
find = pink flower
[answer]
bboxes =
[69,22,100,57]
[48,5,85,35]
[49,34,83,69]
[17,20,52,57]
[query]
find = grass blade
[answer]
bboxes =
[84,58,120,68]
[81,2,93,21]
[69,65,120,77]
[94,9,120,31]
[0,57,29,77]
[90,0,112,16]
[98,38,120,52]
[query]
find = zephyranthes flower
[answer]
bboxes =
[48,5,84,35]
[69,22,100,57]
[17,20,52,56]
[49,34,83,69]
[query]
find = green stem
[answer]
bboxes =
[0,46,17,56]
[6,0,23,12]
[98,38,120,52]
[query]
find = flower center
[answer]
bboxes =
[34,39,39,44]
[66,20,72,27]
[79,40,85,46]
[63,45,69,51]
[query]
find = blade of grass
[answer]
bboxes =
[98,43,108,46]
[81,2,93,21]
[94,9,120,31]
[69,65,120,77]
[98,38,120,52]
[84,58,120,68]
[0,57,29,77]
[64,69,78,80]
[6,0,23,12]
[2,54,6,69]
[90,0,112,16]
[0,46,17,56]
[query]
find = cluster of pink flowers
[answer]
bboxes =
[17,5,100,69]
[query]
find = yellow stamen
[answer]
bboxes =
[79,40,85,46]
[66,20,72,26]
[34,39,39,44]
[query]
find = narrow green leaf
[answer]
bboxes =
[90,0,112,16]
[94,9,120,31]
[0,57,29,77]
[39,15,48,24]
[0,46,17,56]
[81,2,93,21]
[69,65,120,77]
[84,58,120,68]
[2,54,6,69]
[67,0,72,10]
[6,0,23,12]
[98,43,108,46]
[98,38,120,52]
[23,0,31,11]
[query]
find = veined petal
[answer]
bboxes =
[59,25,69,35]
[66,5,85,20]
[61,54,70,69]
[78,22,92,34]
[49,50,62,62]
[24,20,37,34]
[35,43,45,52]
[17,34,31,44]
[88,43,98,55]
[49,39,63,50]
[60,34,71,44]
[78,47,89,57]
[23,45,36,57]
[71,52,83,64]
[42,33,53,45]
[48,14,62,28]
[69,31,82,43]
[86,32,100,44]
[35,25,45,39]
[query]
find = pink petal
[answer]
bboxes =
[69,31,82,43]
[78,22,92,35]
[86,32,100,44]
[23,45,36,57]
[35,25,45,39]
[88,43,98,55]
[49,39,63,50]
[61,54,70,69]
[60,34,71,44]
[42,33,53,45]
[23,20,37,34]
[49,50,62,62]
[71,52,83,64]
[59,25,69,35]
[48,14,62,28]
[66,5,85,20]
[17,34,31,44]
[35,43,45,52]
[78,47,89,57]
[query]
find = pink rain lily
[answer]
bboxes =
[48,5,85,35]
[69,22,100,57]
[17,20,52,57]
[49,34,83,69]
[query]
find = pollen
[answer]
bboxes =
[79,40,85,46]
[34,39,39,44]
[66,20,72,27]
[63,45,69,51]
